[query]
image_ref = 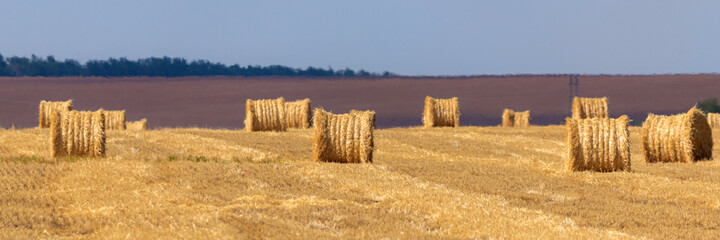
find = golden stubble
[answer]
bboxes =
[1,126,720,238]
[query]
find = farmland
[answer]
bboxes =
[1,126,720,238]
[2,74,720,238]
[1,74,720,129]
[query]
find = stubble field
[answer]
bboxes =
[1,126,719,239]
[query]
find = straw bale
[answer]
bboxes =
[572,97,608,119]
[642,108,712,163]
[502,109,530,127]
[423,96,459,128]
[565,116,630,172]
[285,99,311,129]
[127,118,148,131]
[350,109,376,129]
[102,110,126,130]
[50,110,106,158]
[707,112,720,128]
[313,109,374,163]
[245,98,287,132]
[38,100,73,128]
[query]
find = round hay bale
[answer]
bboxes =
[50,111,64,157]
[423,96,459,128]
[313,109,374,163]
[572,97,608,119]
[38,100,73,128]
[92,111,106,157]
[245,98,287,132]
[350,109,376,129]
[706,112,720,128]
[285,99,311,129]
[102,110,126,130]
[127,118,148,131]
[50,110,106,158]
[642,108,712,163]
[565,115,630,172]
[502,109,515,127]
[502,109,530,127]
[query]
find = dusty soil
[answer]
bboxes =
[1,75,718,129]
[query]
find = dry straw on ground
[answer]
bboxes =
[5,124,720,238]
[313,109,375,163]
[707,112,720,128]
[126,118,148,131]
[502,109,530,127]
[103,110,126,130]
[285,99,311,129]
[572,97,608,119]
[423,96,459,128]
[565,115,630,172]
[38,100,73,128]
[642,108,712,163]
[245,98,287,132]
[50,110,106,158]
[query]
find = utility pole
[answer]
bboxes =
[569,75,580,116]
[575,75,579,97]
[569,75,573,115]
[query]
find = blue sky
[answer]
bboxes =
[1,0,718,75]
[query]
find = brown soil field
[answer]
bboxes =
[1,74,719,129]
[1,127,720,238]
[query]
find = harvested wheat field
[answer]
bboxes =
[1,126,720,239]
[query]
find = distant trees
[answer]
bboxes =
[697,98,720,114]
[0,53,394,78]
[0,54,10,76]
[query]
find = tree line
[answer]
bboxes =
[0,53,394,77]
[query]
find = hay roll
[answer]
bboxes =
[350,109,376,129]
[38,100,73,128]
[423,96,459,128]
[103,110,126,130]
[502,109,530,127]
[571,97,608,119]
[127,118,148,131]
[285,99,311,129]
[245,98,287,132]
[642,108,712,163]
[565,116,630,172]
[707,112,720,128]
[313,109,374,163]
[50,110,106,158]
